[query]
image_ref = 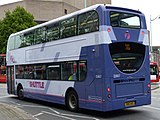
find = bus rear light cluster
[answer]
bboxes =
[107,87,111,98]
[147,84,151,93]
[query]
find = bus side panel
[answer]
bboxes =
[24,92,65,105]
[75,45,105,111]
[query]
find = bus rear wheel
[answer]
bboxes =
[17,85,24,99]
[66,90,79,112]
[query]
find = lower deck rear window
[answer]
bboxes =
[109,42,145,73]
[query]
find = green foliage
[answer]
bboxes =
[0,6,37,53]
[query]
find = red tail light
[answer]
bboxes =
[107,28,111,32]
[141,31,145,35]
[107,87,111,92]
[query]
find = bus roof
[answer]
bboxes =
[106,6,142,14]
[9,4,103,37]
[9,4,143,37]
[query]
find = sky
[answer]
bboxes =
[0,0,160,46]
[0,0,21,5]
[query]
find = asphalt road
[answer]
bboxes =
[0,83,160,120]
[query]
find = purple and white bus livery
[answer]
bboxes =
[6,4,151,112]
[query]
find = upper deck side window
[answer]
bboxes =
[22,32,34,47]
[8,10,100,50]
[46,23,60,41]
[60,17,77,38]
[78,10,99,35]
[8,36,15,50]
[34,27,46,44]
[110,11,141,29]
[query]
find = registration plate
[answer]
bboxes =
[125,101,135,107]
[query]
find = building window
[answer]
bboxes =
[64,9,67,14]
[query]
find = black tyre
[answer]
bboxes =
[66,90,79,112]
[17,85,24,99]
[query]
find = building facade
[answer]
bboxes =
[0,0,111,22]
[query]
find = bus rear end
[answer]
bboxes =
[103,6,151,111]
[0,54,6,83]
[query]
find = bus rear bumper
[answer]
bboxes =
[104,95,151,111]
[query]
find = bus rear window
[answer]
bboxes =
[110,11,141,29]
[109,42,145,74]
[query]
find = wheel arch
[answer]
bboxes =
[65,87,78,100]
[65,87,79,110]
[17,83,23,90]
[17,83,23,95]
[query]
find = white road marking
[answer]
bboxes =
[2,95,160,120]
[0,95,99,120]
[32,113,43,120]
[143,106,160,111]
[33,113,43,117]
[33,116,40,120]
[152,96,160,99]
[61,113,100,120]
[20,104,60,114]
[0,95,14,98]
[34,118,40,120]
[42,111,76,120]
[17,104,99,120]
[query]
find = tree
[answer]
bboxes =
[0,6,37,53]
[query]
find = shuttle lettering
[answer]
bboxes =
[29,81,44,88]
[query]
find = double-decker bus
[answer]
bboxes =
[0,54,6,83]
[6,4,151,112]
[150,62,160,82]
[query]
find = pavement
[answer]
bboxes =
[0,103,35,120]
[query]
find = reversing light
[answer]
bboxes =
[108,94,111,98]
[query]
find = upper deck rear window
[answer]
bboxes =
[110,11,141,29]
